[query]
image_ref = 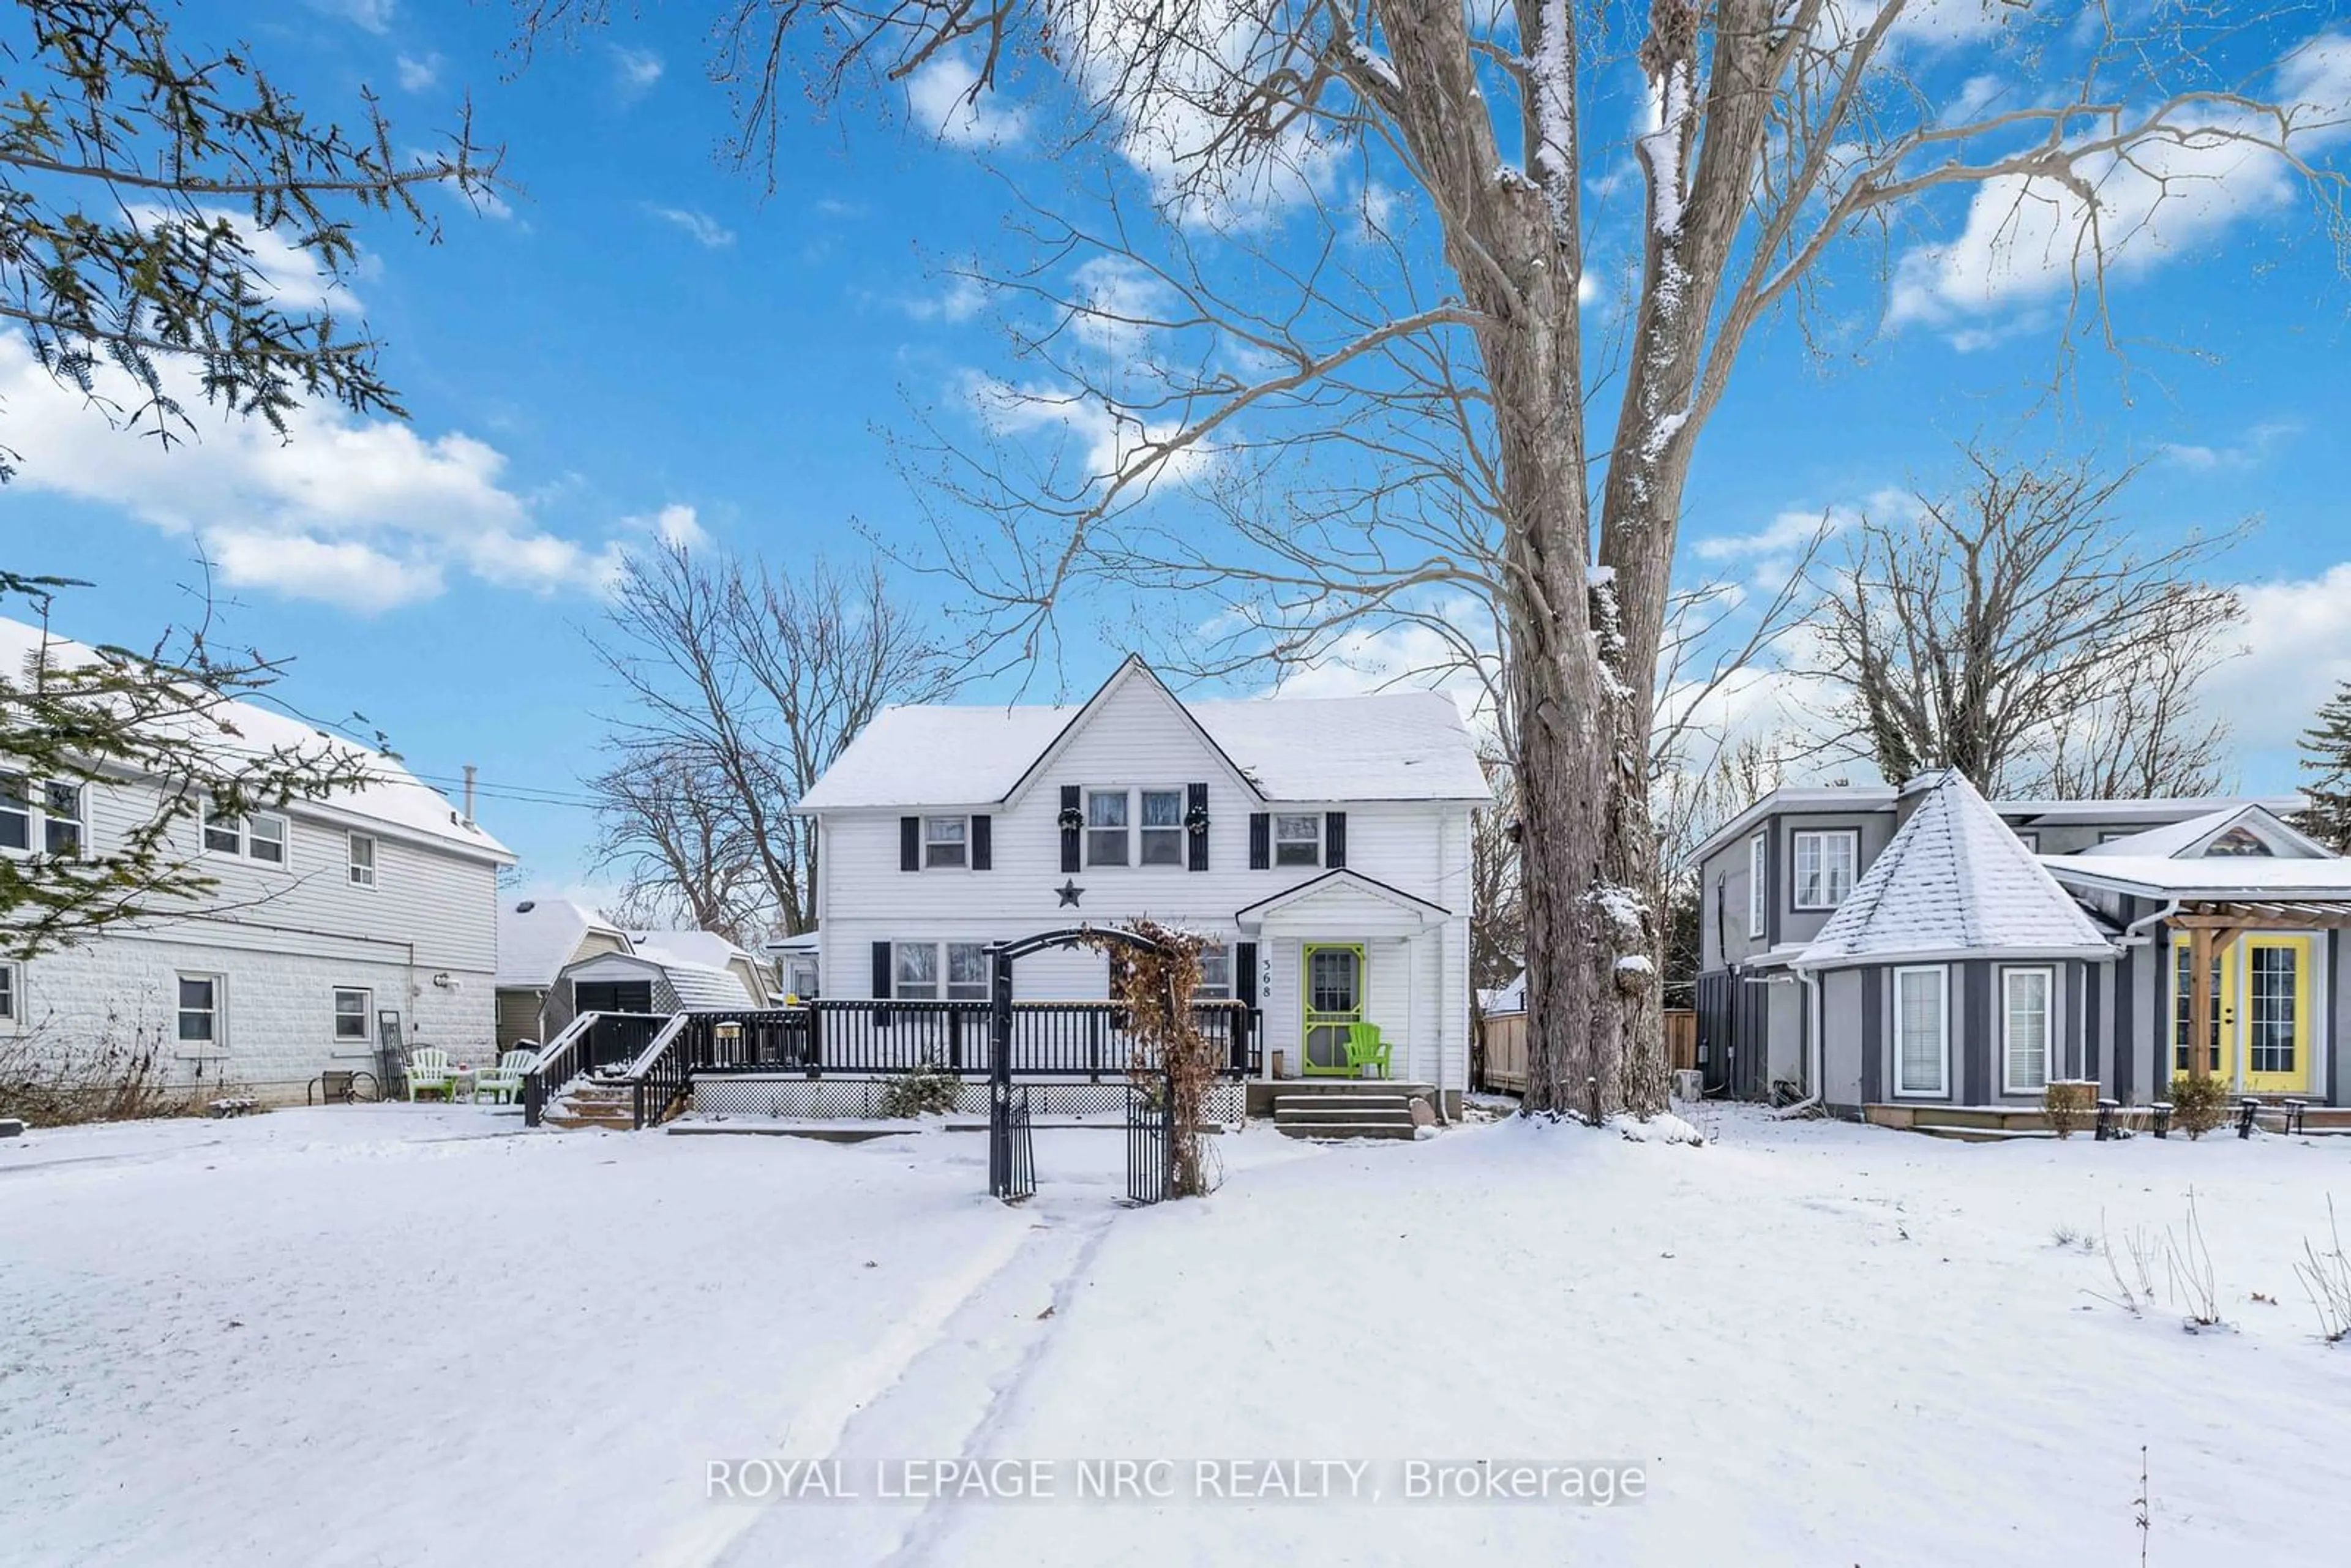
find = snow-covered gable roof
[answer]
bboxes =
[2079,803,2330,862]
[2042,855,2351,899]
[628,929,757,975]
[497,899,630,989]
[796,656,1489,810]
[1794,770,2113,971]
[558,948,760,1009]
[2,615,511,861]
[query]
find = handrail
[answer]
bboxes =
[617,1012,692,1079]
[520,1010,669,1128]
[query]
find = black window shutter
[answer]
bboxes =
[1248,812,1270,869]
[1060,785,1082,874]
[1235,941,1258,1007]
[871,941,894,1026]
[1326,811,1348,869]
[1187,783,1209,871]
[899,816,920,871]
[971,814,992,871]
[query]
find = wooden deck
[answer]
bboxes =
[1865,1101,2351,1141]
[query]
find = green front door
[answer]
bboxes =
[1302,944,1365,1076]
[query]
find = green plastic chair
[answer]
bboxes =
[1344,1022,1392,1081]
[470,1048,538,1106]
[405,1047,453,1102]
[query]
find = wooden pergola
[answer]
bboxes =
[2170,899,2351,1081]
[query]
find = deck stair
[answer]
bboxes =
[541,1076,640,1132]
[1269,1080,1435,1142]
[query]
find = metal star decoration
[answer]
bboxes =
[1055,879,1084,908]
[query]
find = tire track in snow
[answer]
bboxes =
[709,1198,1122,1568]
[645,1202,1054,1568]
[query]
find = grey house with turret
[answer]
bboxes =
[1690,772,2351,1119]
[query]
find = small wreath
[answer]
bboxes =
[1057,805,1085,832]
[1185,805,1211,836]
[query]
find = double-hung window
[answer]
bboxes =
[0,961,18,1025]
[945,942,991,1001]
[348,833,378,888]
[2,776,83,857]
[893,943,940,1000]
[333,988,372,1045]
[1195,942,1234,1000]
[1086,790,1130,866]
[41,782,83,857]
[1273,813,1321,868]
[1893,966,1948,1097]
[1139,789,1185,866]
[1746,833,1768,938]
[2001,967,2052,1094]
[178,975,223,1047]
[204,808,289,865]
[923,816,968,869]
[0,773,29,852]
[1791,830,1857,910]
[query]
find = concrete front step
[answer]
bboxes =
[544,1113,633,1131]
[1275,1096,1410,1114]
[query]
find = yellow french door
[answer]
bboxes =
[2242,936,2314,1094]
[2173,936,2314,1093]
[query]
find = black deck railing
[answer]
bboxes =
[680,999,1258,1079]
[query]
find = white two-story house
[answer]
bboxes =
[3,617,513,1106]
[793,656,1488,1108]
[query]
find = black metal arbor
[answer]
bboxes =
[985,925,1172,1206]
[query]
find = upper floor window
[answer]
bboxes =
[923,816,967,869]
[1791,830,1858,910]
[1274,812,1322,868]
[1086,790,1130,866]
[1746,833,1767,938]
[2013,829,2040,853]
[2205,825,2273,858]
[1196,941,1234,999]
[2,775,83,857]
[204,808,288,865]
[348,832,378,888]
[1139,789,1185,866]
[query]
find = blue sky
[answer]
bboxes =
[5,1,2347,901]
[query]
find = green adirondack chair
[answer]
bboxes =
[405,1047,453,1102]
[470,1048,538,1106]
[1344,1022,1392,1081]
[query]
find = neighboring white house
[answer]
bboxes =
[794,655,1489,1101]
[2,617,514,1104]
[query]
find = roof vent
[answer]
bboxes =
[515,900,536,913]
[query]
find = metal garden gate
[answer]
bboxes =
[1125,1070,1174,1206]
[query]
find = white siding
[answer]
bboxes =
[12,770,503,1103]
[812,672,1478,1090]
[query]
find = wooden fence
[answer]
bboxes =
[1476,1007,1697,1095]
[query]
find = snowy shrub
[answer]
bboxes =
[2293,1199,2351,1345]
[2042,1080,2095,1139]
[879,1060,962,1119]
[0,1008,201,1127]
[2169,1075,2231,1139]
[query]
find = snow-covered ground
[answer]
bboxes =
[5,1103,2349,1566]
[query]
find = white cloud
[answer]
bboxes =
[646,206,735,248]
[0,334,641,613]
[638,503,710,550]
[906,56,1032,148]
[2199,563,2351,757]
[897,274,988,323]
[961,370,1214,493]
[2158,419,2301,472]
[310,0,395,33]
[610,45,664,100]
[1259,615,1493,721]
[1889,34,2351,337]
[396,54,442,93]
